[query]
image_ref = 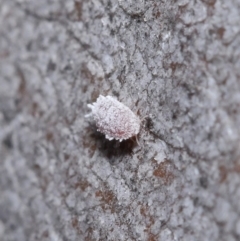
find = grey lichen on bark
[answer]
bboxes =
[0,0,240,240]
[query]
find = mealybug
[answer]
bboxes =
[86,95,140,142]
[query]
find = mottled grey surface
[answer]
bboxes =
[0,0,240,240]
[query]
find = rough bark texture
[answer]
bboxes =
[0,0,240,240]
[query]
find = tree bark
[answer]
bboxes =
[0,0,240,240]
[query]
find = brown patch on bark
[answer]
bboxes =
[202,0,216,7]
[18,70,26,95]
[74,1,83,20]
[75,179,91,191]
[46,131,54,142]
[81,63,98,84]
[0,50,9,58]
[153,159,174,185]
[140,204,157,241]
[84,227,94,241]
[219,162,240,183]
[234,163,240,173]
[95,189,116,212]
[64,153,70,161]
[217,27,225,39]
[72,217,78,228]
[71,217,82,234]
[148,234,157,241]
[42,230,49,238]
[219,165,228,183]
[140,205,147,217]
[31,102,39,117]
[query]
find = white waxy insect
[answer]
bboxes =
[86,95,140,142]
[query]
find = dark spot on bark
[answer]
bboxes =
[217,27,225,39]
[130,12,144,22]
[9,222,17,231]
[207,132,212,140]
[3,134,13,149]
[153,9,161,19]
[64,153,70,161]
[107,0,112,8]
[145,117,154,130]
[193,197,199,206]
[199,176,208,188]
[63,63,72,71]
[17,68,26,96]
[42,230,49,238]
[46,131,54,142]
[110,29,115,35]
[172,111,178,120]
[72,217,78,228]
[31,102,39,117]
[47,60,56,72]
[170,62,179,73]
[112,90,119,97]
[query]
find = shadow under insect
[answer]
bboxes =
[88,124,136,163]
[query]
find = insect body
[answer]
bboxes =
[86,95,140,142]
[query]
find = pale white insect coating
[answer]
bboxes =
[86,95,140,141]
